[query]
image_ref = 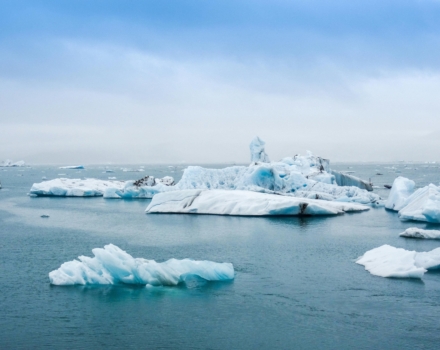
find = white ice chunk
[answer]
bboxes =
[250,136,270,163]
[356,245,427,279]
[59,165,85,169]
[400,227,440,240]
[49,244,234,286]
[385,176,415,211]
[398,184,440,223]
[30,178,125,197]
[30,176,175,198]
[145,189,369,216]
[0,159,25,167]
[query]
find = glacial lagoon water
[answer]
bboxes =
[1,163,440,349]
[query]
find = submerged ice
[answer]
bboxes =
[356,244,440,279]
[49,244,234,286]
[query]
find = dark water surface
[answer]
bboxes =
[1,163,440,349]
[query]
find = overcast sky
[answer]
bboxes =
[1,0,440,164]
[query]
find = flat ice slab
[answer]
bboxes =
[30,177,174,198]
[356,244,440,279]
[145,189,370,216]
[400,227,440,239]
[30,178,125,197]
[59,165,85,169]
[49,244,234,286]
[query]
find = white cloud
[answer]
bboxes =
[1,41,440,163]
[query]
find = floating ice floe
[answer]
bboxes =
[385,176,415,211]
[356,244,440,279]
[59,165,84,169]
[49,244,234,286]
[30,178,125,197]
[145,189,370,216]
[398,184,440,223]
[386,177,440,223]
[0,159,25,167]
[30,176,174,198]
[400,228,440,239]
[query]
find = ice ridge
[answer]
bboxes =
[49,244,234,286]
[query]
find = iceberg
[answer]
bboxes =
[49,244,234,286]
[29,137,382,206]
[250,136,270,163]
[385,177,415,210]
[0,159,25,167]
[59,165,85,169]
[356,244,440,279]
[30,176,175,198]
[30,178,125,197]
[172,162,382,206]
[145,189,370,216]
[398,184,440,223]
[400,228,440,239]
[385,177,440,223]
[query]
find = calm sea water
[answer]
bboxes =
[1,163,440,349]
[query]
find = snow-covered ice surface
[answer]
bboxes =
[145,189,370,216]
[397,184,440,223]
[30,178,125,197]
[385,176,415,210]
[49,244,234,286]
[356,244,440,279]
[59,165,85,169]
[400,228,440,239]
